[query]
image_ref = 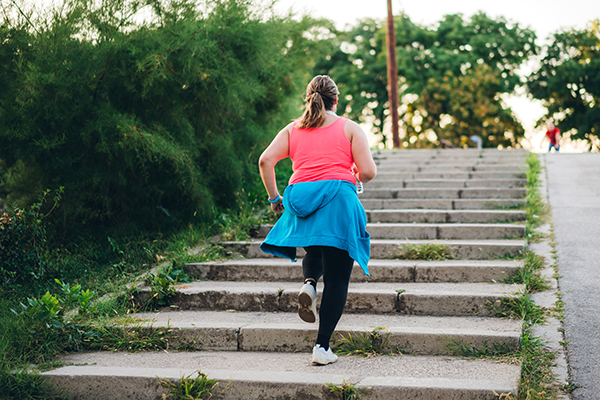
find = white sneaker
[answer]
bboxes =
[298,282,317,323]
[312,344,338,365]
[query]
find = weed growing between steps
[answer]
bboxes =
[503,251,550,293]
[493,293,546,325]
[325,379,369,400]
[83,318,172,352]
[159,370,229,400]
[394,242,453,260]
[525,153,551,242]
[516,152,566,399]
[486,201,525,210]
[140,261,194,309]
[333,329,403,357]
[518,331,558,400]
[449,341,515,359]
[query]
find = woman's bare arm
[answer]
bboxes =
[258,122,293,211]
[346,120,377,183]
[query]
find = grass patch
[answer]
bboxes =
[518,331,558,400]
[0,297,69,400]
[486,201,525,211]
[525,153,551,236]
[493,293,546,326]
[503,251,550,293]
[509,152,563,399]
[325,379,369,400]
[333,329,403,357]
[562,380,582,393]
[159,370,228,400]
[0,367,70,400]
[394,243,453,261]
[449,341,515,360]
[82,317,172,352]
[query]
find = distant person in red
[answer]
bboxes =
[546,121,560,152]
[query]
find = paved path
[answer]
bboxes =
[545,153,600,399]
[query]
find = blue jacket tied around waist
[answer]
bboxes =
[260,180,371,276]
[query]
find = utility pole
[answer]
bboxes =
[386,0,400,148]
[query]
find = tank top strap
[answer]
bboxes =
[291,116,346,132]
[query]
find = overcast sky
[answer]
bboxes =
[274,0,600,43]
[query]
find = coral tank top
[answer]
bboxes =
[288,117,356,185]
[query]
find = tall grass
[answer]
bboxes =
[525,153,551,235]
[515,152,561,399]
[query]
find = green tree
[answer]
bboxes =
[314,19,389,143]
[318,12,537,148]
[0,0,330,237]
[527,21,600,150]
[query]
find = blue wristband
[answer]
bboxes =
[268,194,281,203]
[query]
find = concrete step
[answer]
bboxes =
[453,199,525,209]
[475,159,528,165]
[222,238,525,259]
[374,171,526,180]
[360,198,525,210]
[426,159,527,166]
[366,223,525,240]
[378,164,476,172]
[135,281,523,317]
[255,222,525,240]
[473,164,524,172]
[44,351,521,400]
[117,311,522,355]
[360,187,526,199]
[366,209,525,223]
[380,179,527,189]
[375,148,527,156]
[375,158,527,166]
[185,258,523,283]
[377,164,524,173]
[378,148,526,154]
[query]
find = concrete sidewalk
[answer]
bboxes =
[545,153,600,400]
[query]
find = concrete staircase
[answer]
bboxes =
[44,148,528,400]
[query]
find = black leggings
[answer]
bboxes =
[302,246,354,349]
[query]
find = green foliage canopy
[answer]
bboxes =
[0,0,328,235]
[527,21,600,150]
[317,12,537,148]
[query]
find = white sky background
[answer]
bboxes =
[273,0,600,151]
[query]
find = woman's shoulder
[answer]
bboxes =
[343,118,360,128]
[284,120,297,132]
[343,118,364,136]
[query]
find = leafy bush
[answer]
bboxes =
[0,367,69,400]
[0,0,330,238]
[12,279,96,346]
[144,261,192,308]
[0,188,62,291]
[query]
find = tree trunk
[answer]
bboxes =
[386,0,400,148]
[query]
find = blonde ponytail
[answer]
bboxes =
[297,75,339,129]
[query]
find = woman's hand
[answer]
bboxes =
[271,199,284,213]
